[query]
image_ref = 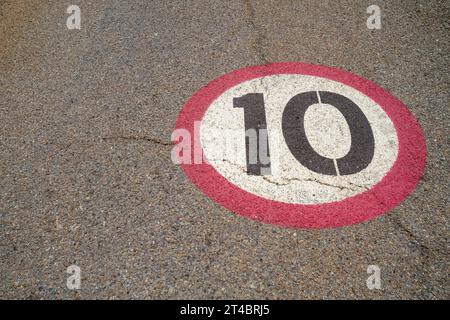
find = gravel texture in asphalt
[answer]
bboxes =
[0,0,448,299]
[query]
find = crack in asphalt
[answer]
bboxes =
[101,136,172,146]
[262,175,367,192]
[390,216,448,299]
[244,0,269,64]
[218,158,368,192]
[392,217,446,257]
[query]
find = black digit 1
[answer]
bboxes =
[281,91,375,176]
[233,93,271,175]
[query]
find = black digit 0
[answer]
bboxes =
[281,91,375,176]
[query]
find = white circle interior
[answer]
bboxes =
[200,74,399,204]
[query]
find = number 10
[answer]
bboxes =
[233,91,375,176]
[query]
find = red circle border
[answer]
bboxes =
[175,62,427,229]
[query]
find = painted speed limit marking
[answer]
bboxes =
[173,63,426,228]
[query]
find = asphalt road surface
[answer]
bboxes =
[1,0,448,299]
